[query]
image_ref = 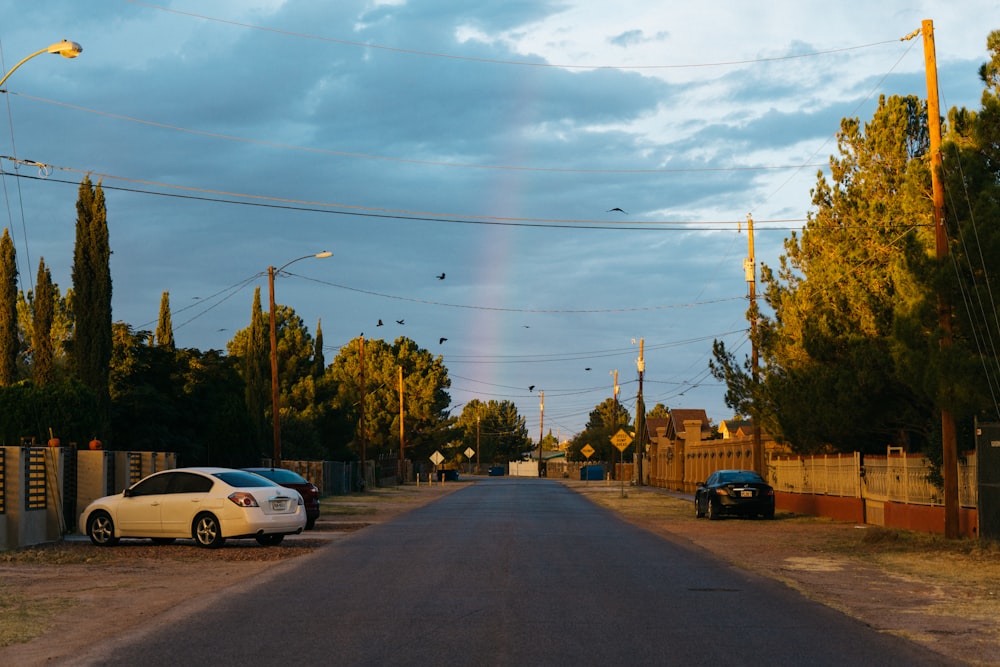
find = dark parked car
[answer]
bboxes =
[694,469,775,520]
[244,468,321,530]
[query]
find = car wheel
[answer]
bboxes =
[193,513,226,549]
[305,517,317,531]
[87,511,119,546]
[762,506,775,519]
[255,534,285,546]
[151,538,176,545]
[706,497,720,521]
[695,496,705,519]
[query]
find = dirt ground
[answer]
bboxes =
[1,480,998,666]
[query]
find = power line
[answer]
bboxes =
[6,91,829,177]
[123,0,903,71]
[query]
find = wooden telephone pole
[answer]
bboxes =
[920,19,959,538]
[745,215,764,473]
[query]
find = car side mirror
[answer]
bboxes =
[123,488,133,498]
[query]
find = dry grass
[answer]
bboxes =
[0,585,76,648]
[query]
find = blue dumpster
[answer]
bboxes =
[488,466,505,477]
[580,465,604,481]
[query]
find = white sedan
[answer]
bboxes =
[80,467,306,548]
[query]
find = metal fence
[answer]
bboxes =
[768,449,978,508]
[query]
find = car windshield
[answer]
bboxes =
[718,471,765,485]
[247,469,308,484]
[214,470,280,488]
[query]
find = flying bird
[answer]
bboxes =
[607,207,628,214]
[396,319,405,325]
[377,319,384,326]
[436,272,446,280]
[528,385,535,392]
[439,337,448,344]
[584,367,591,371]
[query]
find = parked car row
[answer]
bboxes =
[80,466,322,548]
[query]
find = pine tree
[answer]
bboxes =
[32,258,55,386]
[0,228,17,386]
[155,291,175,349]
[71,177,113,438]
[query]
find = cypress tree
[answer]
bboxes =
[244,287,269,452]
[155,291,175,349]
[71,177,113,438]
[314,318,325,375]
[32,257,55,386]
[0,228,17,386]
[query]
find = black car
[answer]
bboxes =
[695,469,775,520]
[244,468,321,530]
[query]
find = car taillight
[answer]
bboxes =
[228,492,259,507]
[716,487,730,496]
[297,495,304,505]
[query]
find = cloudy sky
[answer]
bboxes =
[0,1,995,441]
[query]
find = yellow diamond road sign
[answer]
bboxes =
[611,429,632,452]
[580,444,595,459]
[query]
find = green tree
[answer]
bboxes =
[31,258,55,386]
[646,403,670,420]
[454,399,530,465]
[18,281,73,384]
[155,291,174,349]
[228,287,269,456]
[71,177,113,440]
[229,297,319,460]
[714,95,935,454]
[568,397,631,462]
[111,322,254,464]
[313,318,325,375]
[328,336,452,462]
[711,55,1000,459]
[0,228,17,386]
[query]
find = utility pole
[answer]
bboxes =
[920,19,959,538]
[538,391,545,477]
[745,214,764,474]
[359,335,366,491]
[635,339,645,486]
[476,414,481,475]
[612,370,620,480]
[398,365,405,483]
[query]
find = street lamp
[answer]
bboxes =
[268,251,332,468]
[0,40,83,89]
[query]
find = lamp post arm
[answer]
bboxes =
[274,251,332,277]
[0,48,48,89]
[0,41,83,89]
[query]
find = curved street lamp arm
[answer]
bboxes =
[0,41,83,89]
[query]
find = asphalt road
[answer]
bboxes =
[80,478,959,666]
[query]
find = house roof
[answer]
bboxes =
[667,409,711,439]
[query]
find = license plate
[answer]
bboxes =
[740,491,753,498]
[271,499,288,511]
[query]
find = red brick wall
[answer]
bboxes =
[776,491,865,523]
